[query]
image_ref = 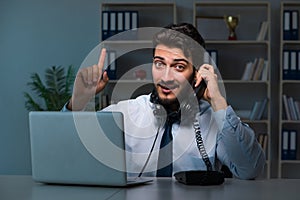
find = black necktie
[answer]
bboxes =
[156,112,180,177]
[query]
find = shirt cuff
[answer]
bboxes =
[61,101,71,112]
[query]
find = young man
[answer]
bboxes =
[63,23,265,179]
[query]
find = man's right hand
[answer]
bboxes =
[67,48,109,111]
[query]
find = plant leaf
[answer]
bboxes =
[24,92,44,111]
[24,65,76,111]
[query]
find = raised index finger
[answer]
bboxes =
[98,48,107,71]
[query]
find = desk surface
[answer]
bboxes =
[1,175,300,200]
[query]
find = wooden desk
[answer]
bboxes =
[1,175,300,200]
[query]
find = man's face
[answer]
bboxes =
[152,44,194,106]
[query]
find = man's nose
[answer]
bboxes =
[162,66,174,81]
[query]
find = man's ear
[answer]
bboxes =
[193,66,198,77]
[192,67,199,87]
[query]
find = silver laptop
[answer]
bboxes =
[29,111,152,186]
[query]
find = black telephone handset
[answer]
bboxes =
[194,80,207,101]
[179,80,206,114]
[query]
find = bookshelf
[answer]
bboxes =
[279,2,300,179]
[98,1,271,178]
[194,1,271,179]
[99,2,177,105]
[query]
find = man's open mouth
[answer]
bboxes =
[158,83,179,93]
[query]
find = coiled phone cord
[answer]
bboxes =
[193,119,213,171]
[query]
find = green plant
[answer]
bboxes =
[24,65,76,111]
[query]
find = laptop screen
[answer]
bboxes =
[29,111,131,186]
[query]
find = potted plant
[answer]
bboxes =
[24,65,75,111]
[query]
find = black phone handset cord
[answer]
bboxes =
[193,118,213,171]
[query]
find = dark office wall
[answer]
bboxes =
[0,0,100,174]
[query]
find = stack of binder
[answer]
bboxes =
[282,50,300,80]
[104,50,117,80]
[102,11,139,40]
[282,129,297,160]
[283,10,299,40]
[206,50,218,67]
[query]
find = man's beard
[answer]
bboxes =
[158,96,179,108]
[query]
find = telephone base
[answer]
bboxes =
[174,170,225,186]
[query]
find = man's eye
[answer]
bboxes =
[154,61,165,68]
[175,65,185,71]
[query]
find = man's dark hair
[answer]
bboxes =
[152,23,206,68]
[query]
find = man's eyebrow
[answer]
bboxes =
[153,56,165,60]
[153,56,189,64]
[173,58,189,64]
